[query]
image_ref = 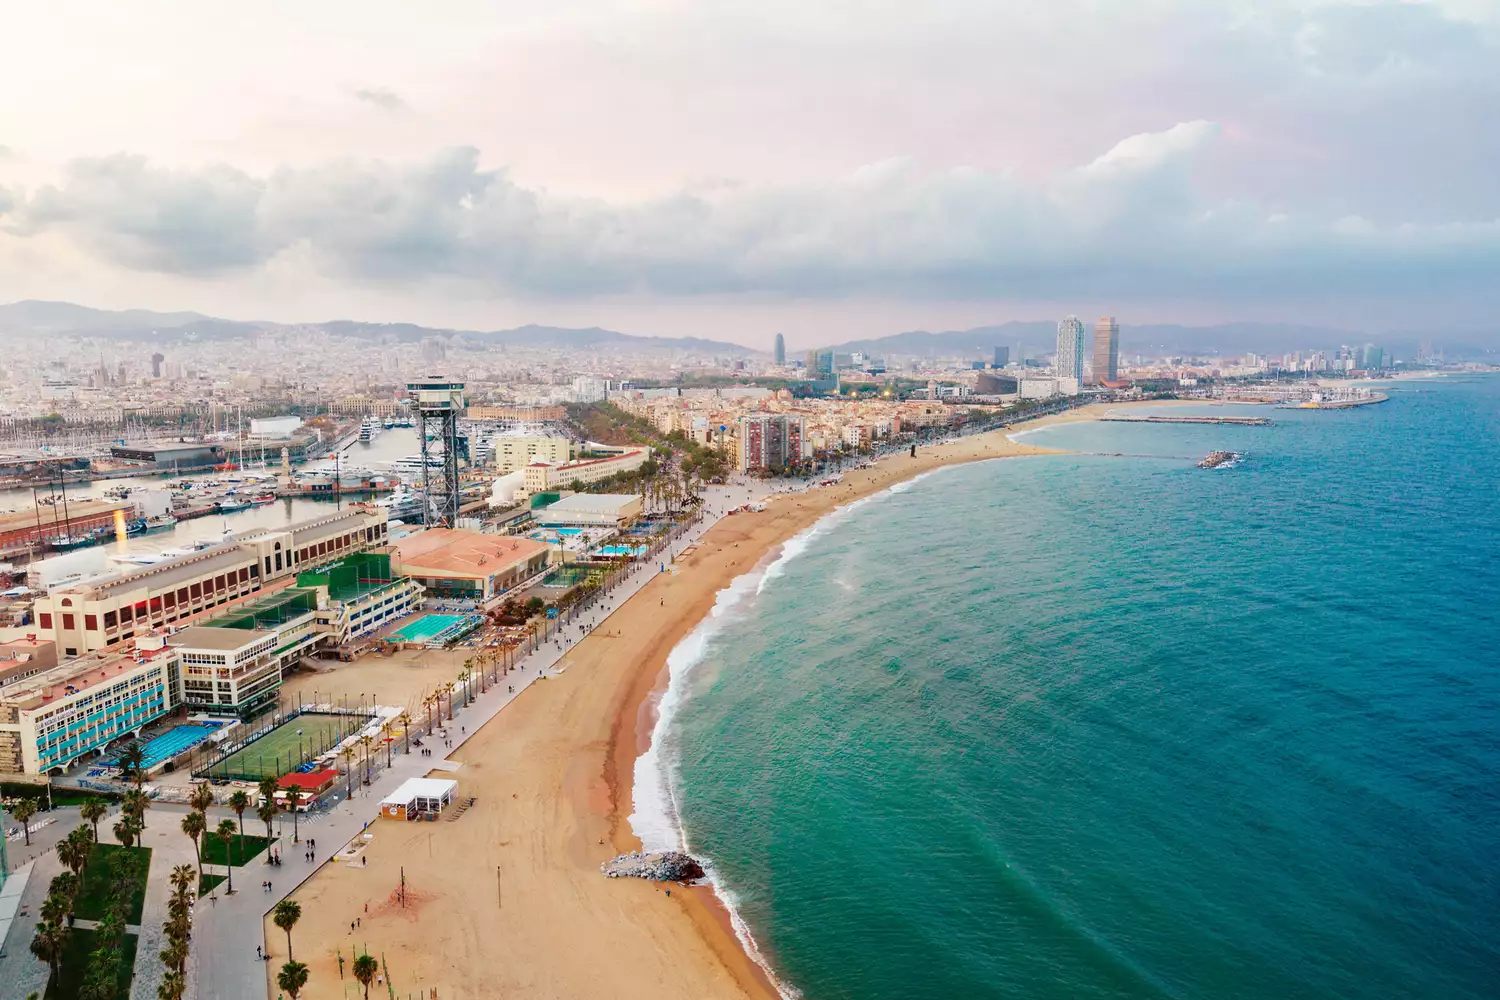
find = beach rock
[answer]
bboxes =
[601,850,706,882]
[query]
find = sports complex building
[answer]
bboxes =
[0,513,423,774]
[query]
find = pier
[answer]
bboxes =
[1100,415,1273,426]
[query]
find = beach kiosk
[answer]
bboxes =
[380,777,458,821]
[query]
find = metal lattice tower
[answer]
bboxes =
[407,377,465,527]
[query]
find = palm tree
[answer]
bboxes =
[181,811,206,882]
[215,819,238,893]
[114,814,142,847]
[398,712,412,754]
[359,734,374,784]
[30,919,68,986]
[380,722,393,767]
[257,775,279,807]
[227,790,251,841]
[341,746,356,798]
[257,799,277,859]
[79,797,109,842]
[283,785,304,843]
[352,953,379,1000]
[50,870,80,904]
[169,863,196,896]
[10,797,38,846]
[117,744,146,789]
[122,787,151,830]
[277,959,310,1000]
[157,969,187,1000]
[272,899,302,960]
[56,827,91,876]
[189,782,215,816]
[160,940,189,982]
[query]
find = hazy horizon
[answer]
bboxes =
[2,1,1497,349]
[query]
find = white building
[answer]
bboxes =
[571,376,611,403]
[533,494,644,527]
[520,449,649,496]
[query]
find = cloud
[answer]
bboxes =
[353,87,408,112]
[1,122,1497,310]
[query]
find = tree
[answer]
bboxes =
[273,899,302,960]
[11,797,38,846]
[257,775,279,807]
[122,787,151,830]
[342,746,357,799]
[353,953,379,1000]
[113,814,142,848]
[283,785,304,842]
[158,969,187,1000]
[79,797,109,842]
[227,790,251,841]
[398,712,412,754]
[278,959,310,1000]
[116,744,146,789]
[257,798,277,860]
[360,734,375,784]
[181,811,206,882]
[215,819,238,894]
[30,919,68,986]
[169,863,196,895]
[188,782,215,816]
[57,826,92,876]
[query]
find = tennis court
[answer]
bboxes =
[201,712,365,782]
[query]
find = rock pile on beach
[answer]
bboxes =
[601,850,706,882]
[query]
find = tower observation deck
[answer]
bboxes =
[406,377,465,527]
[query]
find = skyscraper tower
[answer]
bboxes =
[774,333,786,366]
[1056,317,1085,380]
[1092,317,1119,384]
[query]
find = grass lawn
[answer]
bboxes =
[44,929,137,1000]
[199,832,273,866]
[74,844,151,924]
[199,872,226,894]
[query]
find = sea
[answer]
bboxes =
[633,374,1500,1000]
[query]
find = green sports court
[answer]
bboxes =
[198,712,366,782]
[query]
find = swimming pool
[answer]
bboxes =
[595,544,647,557]
[390,613,468,641]
[112,723,217,768]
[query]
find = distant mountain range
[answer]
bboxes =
[822,321,1413,359]
[0,301,758,355]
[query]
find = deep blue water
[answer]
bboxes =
[646,376,1500,1000]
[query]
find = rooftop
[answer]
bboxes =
[169,625,275,652]
[0,499,134,536]
[0,643,176,709]
[204,588,318,630]
[394,529,550,578]
[381,776,457,805]
[76,545,253,599]
[543,493,643,512]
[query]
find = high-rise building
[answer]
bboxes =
[813,350,834,377]
[992,346,1010,368]
[1091,317,1119,384]
[804,349,818,371]
[1056,316,1085,380]
[774,333,786,366]
[150,352,165,378]
[738,414,805,473]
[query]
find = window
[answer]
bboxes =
[104,610,117,629]
[191,583,202,599]
[164,592,176,609]
[39,612,52,629]
[120,606,133,623]
[215,574,226,590]
[150,597,162,613]
[135,601,148,617]
[62,614,75,630]
[85,614,98,630]
[239,568,249,583]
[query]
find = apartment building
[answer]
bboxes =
[519,449,649,497]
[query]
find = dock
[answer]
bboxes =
[1101,415,1272,426]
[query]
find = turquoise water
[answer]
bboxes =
[390,613,465,641]
[597,544,647,557]
[642,375,1500,1000]
[115,723,215,767]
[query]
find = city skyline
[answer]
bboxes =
[1,1,1498,344]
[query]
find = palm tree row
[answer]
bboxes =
[30,834,88,992]
[156,864,196,1000]
[273,899,310,999]
[75,847,142,1000]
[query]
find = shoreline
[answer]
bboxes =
[270,402,1131,1000]
[610,402,1144,998]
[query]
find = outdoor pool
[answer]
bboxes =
[596,544,648,557]
[112,723,218,768]
[390,613,468,642]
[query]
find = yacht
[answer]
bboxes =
[359,416,380,443]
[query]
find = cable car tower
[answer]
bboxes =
[407,377,465,527]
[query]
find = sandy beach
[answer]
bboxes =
[268,404,1121,1000]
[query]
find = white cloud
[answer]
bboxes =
[2,122,1496,311]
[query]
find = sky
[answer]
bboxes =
[0,0,1497,348]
